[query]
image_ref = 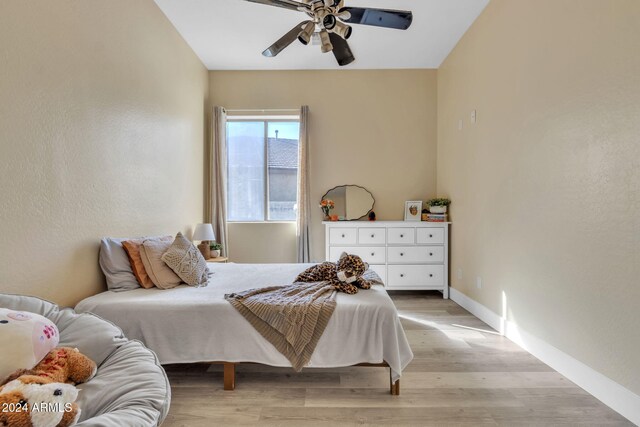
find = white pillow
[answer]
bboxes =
[0,308,59,381]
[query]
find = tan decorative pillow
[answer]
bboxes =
[161,232,209,287]
[139,239,183,290]
[122,236,172,288]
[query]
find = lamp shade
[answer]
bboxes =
[192,223,216,241]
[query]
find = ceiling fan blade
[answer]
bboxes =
[243,0,310,12]
[263,21,311,57]
[340,7,413,30]
[328,32,355,66]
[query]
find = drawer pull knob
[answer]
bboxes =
[400,234,404,238]
[429,234,433,238]
[371,252,375,256]
[371,234,375,238]
[400,274,404,278]
[341,234,345,238]
[429,274,433,277]
[429,252,433,256]
[400,253,404,256]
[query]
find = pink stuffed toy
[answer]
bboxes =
[0,309,59,382]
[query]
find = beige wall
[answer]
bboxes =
[0,0,208,306]
[210,70,438,263]
[227,223,298,264]
[438,0,640,394]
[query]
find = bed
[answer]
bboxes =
[75,263,413,394]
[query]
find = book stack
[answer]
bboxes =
[426,213,448,222]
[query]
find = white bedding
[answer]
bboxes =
[75,263,413,380]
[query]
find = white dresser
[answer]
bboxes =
[324,221,450,298]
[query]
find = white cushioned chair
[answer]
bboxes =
[0,293,171,427]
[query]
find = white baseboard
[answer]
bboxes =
[449,287,640,426]
[449,287,505,334]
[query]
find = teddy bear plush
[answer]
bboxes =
[0,378,79,427]
[0,347,97,427]
[295,252,372,294]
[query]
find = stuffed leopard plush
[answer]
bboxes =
[295,252,372,294]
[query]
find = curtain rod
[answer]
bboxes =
[225,108,300,113]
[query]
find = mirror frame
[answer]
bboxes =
[321,184,375,221]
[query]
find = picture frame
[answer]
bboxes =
[404,201,422,221]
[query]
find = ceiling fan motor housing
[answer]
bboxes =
[311,2,351,39]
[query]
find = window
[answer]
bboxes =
[227,118,300,222]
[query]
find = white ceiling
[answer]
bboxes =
[154,0,490,70]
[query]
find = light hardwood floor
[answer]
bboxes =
[163,292,633,426]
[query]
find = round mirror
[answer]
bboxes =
[320,185,374,221]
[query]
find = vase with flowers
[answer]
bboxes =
[319,199,335,220]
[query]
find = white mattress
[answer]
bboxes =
[75,263,413,380]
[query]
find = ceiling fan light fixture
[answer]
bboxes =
[319,29,333,53]
[336,8,351,21]
[332,20,352,39]
[322,14,337,30]
[297,21,315,45]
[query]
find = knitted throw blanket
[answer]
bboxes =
[225,281,337,371]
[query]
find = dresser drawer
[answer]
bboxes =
[368,265,386,285]
[329,228,357,245]
[416,228,445,244]
[329,247,386,264]
[388,246,444,264]
[358,228,386,245]
[388,228,415,244]
[387,265,444,288]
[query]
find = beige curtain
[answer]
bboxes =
[297,106,311,263]
[205,106,229,257]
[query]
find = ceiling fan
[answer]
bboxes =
[243,0,413,66]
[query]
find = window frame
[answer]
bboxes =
[226,115,300,223]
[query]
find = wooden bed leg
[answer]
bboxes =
[389,369,400,395]
[223,363,235,391]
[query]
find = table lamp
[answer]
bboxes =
[193,223,216,259]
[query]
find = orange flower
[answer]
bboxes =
[320,199,335,216]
